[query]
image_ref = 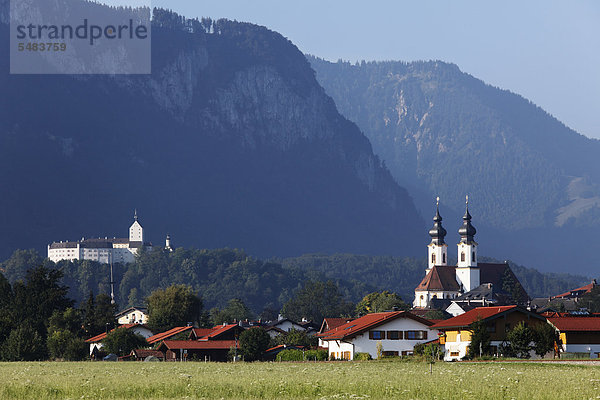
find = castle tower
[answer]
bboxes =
[455,195,479,292]
[427,197,448,274]
[129,209,144,243]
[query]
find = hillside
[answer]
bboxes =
[309,57,600,274]
[0,5,425,260]
[0,249,589,314]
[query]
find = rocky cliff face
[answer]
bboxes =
[309,57,600,274]
[309,57,600,230]
[0,10,424,260]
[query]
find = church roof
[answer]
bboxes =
[415,263,529,302]
[415,266,460,292]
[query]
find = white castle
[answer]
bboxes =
[47,211,154,264]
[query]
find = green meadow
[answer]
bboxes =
[0,360,598,399]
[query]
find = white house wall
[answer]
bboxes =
[325,318,439,360]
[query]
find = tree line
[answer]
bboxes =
[0,248,591,321]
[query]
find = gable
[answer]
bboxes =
[415,266,460,292]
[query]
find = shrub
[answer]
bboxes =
[353,352,372,361]
[47,330,87,361]
[276,349,327,362]
[1,325,46,361]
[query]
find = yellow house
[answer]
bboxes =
[433,305,547,360]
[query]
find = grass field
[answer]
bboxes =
[0,360,598,399]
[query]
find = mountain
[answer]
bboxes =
[309,57,600,274]
[0,5,425,260]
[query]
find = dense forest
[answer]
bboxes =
[0,248,590,316]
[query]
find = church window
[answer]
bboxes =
[432,294,437,299]
[420,295,424,300]
[431,254,436,264]
[443,253,446,263]
[461,252,465,262]
[472,252,476,262]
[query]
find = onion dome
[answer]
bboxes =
[429,197,447,245]
[458,195,476,243]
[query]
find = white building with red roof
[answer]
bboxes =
[85,323,153,356]
[547,315,600,358]
[317,311,438,360]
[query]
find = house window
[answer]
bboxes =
[450,351,460,357]
[405,331,428,340]
[486,323,496,333]
[504,323,511,332]
[461,252,465,262]
[382,351,399,357]
[369,330,385,340]
[431,254,436,264]
[387,331,403,340]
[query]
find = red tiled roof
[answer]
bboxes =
[85,324,140,343]
[191,328,215,339]
[415,266,460,291]
[431,306,519,329]
[548,317,600,332]
[318,311,433,341]
[158,340,237,350]
[147,326,193,344]
[553,282,596,299]
[199,324,239,340]
[320,318,353,334]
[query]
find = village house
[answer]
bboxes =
[268,317,308,333]
[86,324,153,356]
[432,305,547,361]
[546,314,600,358]
[146,326,194,345]
[115,306,148,325]
[156,324,245,361]
[317,317,354,349]
[318,311,438,360]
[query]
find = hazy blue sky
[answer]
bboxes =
[103,0,600,139]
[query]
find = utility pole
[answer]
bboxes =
[110,252,115,305]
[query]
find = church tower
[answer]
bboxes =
[427,197,448,274]
[455,196,479,292]
[129,210,144,243]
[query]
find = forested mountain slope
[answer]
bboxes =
[0,4,425,260]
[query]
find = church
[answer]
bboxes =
[413,197,528,310]
[47,211,154,264]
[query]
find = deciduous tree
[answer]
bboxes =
[281,281,353,324]
[239,327,270,361]
[146,285,202,332]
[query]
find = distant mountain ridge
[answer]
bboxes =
[0,5,425,259]
[309,57,600,274]
[308,57,600,230]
